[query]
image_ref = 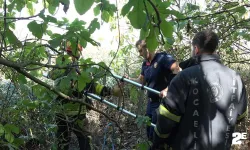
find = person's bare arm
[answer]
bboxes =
[128,74,144,84]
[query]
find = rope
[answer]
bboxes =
[102,122,115,150]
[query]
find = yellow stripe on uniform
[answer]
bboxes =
[95,84,104,95]
[154,126,170,138]
[159,104,181,122]
[237,107,248,121]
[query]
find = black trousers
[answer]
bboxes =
[56,114,92,150]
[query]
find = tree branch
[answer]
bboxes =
[3,9,45,21]
[0,58,123,132]
[0,0,7,57]
[175,4,249,21]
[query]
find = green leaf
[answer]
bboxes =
[0,124,4,136]
[63,103,80,111]
[88,18,100,34]
[67,19,86,31]
[140,22,150,40]
[4,124,19,134]
[166,37,175,45]
[127,9,146,29]
[136,142,149,150]
[46,30,53,36]
[234,6,247,14]
[56,55,71,66]
[177,20,188,30]
[77,72,91,91]
[135,115,151,128]
[8,2,15,12]
[47,0,59,14]
[48,5,56,14]
[48,34,63,48]
[160,20,173,38]
[74,0,94,15]
[146,26,158,52]
[27,1,34,15]
[101,1,116,16]
[144,1,154,14]
[37,46,47,57]
[169,9,185,19]
[5,132,14,143]
[47,15,57,23]
[6,29,22,47]
[93,4,101,16]
[17,74,27,84]
[79,39,87,48]
[121,0,135,16]
[13,138,25,147]
[140,29,149,40]
[22,99,31,105]
[27,21,46,39]
[60,0,70,5]
[59,77,71,94]
[223,2,239,9]
[47,0,60,6]
[101,10,110,23]
[15,0,25,12]
[160,1,171,8]
[98,61,107,68]
[78,30,98,46]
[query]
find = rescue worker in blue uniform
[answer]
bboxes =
[153,30,248,150]
[127,39,180,142]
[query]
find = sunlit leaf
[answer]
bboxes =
[160,20,173,38]
[5,132,14,143]
[127,9,146,29]
[93,4,101,16]
[121,0,135,16]
[223,2,239,9]
[77,72,91,91]
[146,26,158,52]
[15,0,25,12]
[101,10,110,23]
[74,0,94,15]
[27,21,47,39]
[48,5,56,14]
[27,1,34,15]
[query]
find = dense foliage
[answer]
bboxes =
[0,0,249,149]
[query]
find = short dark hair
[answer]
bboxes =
[192,30,219,53]
[135,39,146,48]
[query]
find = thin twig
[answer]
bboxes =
[0,0,7,57]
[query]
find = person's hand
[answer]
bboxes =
[123,74,129,80]
[159,89,168,98]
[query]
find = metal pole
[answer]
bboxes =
[86,93,156,127]
[112,74,160,95]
